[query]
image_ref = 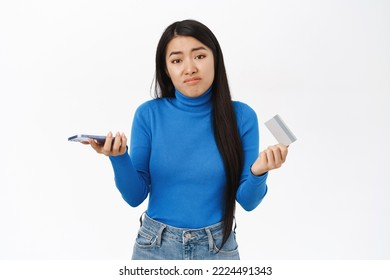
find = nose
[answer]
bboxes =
[183,59,197,75]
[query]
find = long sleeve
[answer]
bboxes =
[234,102,268,211]
[108,93,268,228]
[109,103,152,207]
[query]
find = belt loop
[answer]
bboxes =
[139,211,146,226]
[233,216,237,233]
[156,224,166,248]
[205,228,214,252]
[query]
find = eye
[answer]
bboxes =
[195,54,206,59]
[171,59,181,64]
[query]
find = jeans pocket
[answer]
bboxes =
[212,231,239,256]
[135,227,157,249]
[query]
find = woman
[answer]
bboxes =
[87,19,288,260]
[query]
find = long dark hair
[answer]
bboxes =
[154,19,243,249]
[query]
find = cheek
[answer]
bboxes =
[166,64,174,76]
[166,68,180,86]
[208,67,215,83]
[165,60,176,77]
[207,61,215,79]
[165,63,171,77]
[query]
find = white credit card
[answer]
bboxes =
[265,114,297,146]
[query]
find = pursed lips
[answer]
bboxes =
[184,77,201,84]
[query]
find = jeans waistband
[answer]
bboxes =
[139,213,234,249]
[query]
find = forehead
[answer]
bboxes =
[166,36,210,54]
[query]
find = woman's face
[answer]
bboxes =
[165,36,215,98]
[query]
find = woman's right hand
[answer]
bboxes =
[87,132,127,156]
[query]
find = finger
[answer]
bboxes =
[271,145,282,167]
[118,132,127,155]
[102,132,114,156]
[112,132,122,154]
[266,147,275,169]
[277,144,288,162]
[89,138,101,153]
[260,151,268,168]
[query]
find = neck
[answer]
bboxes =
[172,87,213,112]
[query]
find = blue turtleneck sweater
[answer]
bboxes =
[109,88,268,228]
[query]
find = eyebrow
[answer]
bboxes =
[168,46,208,57]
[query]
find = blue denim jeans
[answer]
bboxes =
[131,213,240,260]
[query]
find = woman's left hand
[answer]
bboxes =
[250,144,289,176]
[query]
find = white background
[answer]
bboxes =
[1,0,389,260]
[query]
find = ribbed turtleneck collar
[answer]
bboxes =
[171,87,213,112]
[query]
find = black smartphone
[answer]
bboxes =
[68,134,114,144]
